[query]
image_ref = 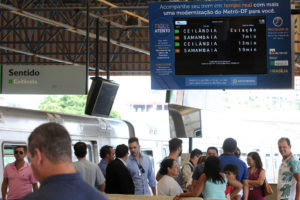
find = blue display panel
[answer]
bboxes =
[149,0,292,89]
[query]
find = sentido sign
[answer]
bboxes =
[1,64,87,94]
[149,0,292,89]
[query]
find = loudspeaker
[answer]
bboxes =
[85,77,119,117]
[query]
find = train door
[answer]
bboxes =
[71,141,98,164]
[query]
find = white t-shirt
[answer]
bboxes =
[157,175,183,196]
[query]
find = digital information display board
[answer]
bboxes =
[149,0,292,89]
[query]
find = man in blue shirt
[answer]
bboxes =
[98,145,114,177]
[127,137,157,195]
[21,122,107,200]
[219,138,248,200]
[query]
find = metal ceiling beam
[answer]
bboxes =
[84,12,127,29]
[86,12,149,29]
[0,3,150,56]
[0,45,74,64]
[97,0,149,23]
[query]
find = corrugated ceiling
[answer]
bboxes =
[0,0,151,76]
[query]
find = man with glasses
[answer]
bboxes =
[127,137,156,195]
[1,146,38,200]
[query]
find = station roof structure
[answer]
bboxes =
[0,0,152,76]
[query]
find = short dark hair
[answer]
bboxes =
[159,158,175,175]
[28,122,72,163]
[207,146,218,155]
[190,148,202,159]
[100,145,113,159]
[247,152,263,169]
[74,142,87,158]
[14,146,27,153]
[222,138,237,153]
[278,137,291,146]
[115,144,128,158]
[128,137,139,145]
[224,164,240,179]
[169,138,182,152]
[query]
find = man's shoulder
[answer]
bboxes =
[4,162,17,172]
[99,159,107,165]
[141,153,151,159]
[22,174,108,200]
[6,162,15,167]
[220,154,243,163]
[183,161,193,169]
[22,185,108,200]
[108,159,121,167]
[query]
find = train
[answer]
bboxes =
[0,105,297,191]
[0,106,170,187]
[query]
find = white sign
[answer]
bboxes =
[2,65,87,94]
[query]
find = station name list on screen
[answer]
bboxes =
[174,17,267,75]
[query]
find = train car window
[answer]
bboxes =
[2,143,28,168]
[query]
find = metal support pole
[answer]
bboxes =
[96,18,99,78]
[189,137,193,153]
[85,0,89,93]
[106,22,111,80]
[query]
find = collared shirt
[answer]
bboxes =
[98,159,108,177]
[73,160,105,187]
[4,162,37,200]
[117,158,127,167]
[278,154,300,200]
[127,154,156,195]
[22,173,108,200]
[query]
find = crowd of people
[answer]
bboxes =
[1,122,300,200]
